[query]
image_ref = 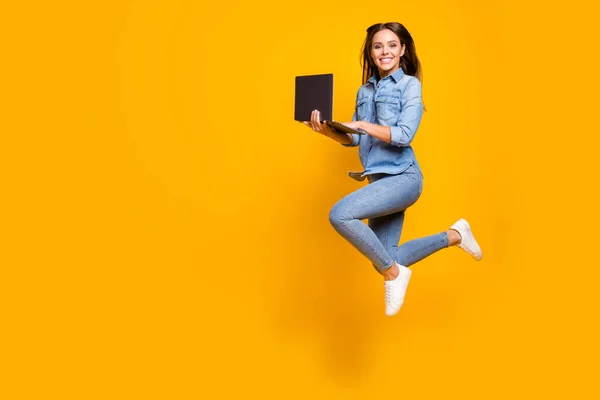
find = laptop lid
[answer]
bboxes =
[294,73,333,122]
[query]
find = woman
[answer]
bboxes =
[303,22,482,316]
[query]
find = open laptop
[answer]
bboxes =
[294,73,365,135]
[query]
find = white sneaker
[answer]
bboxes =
[384,263,412,316]
[450,219,482,261]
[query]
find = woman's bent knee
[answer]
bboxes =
[329,205,341,228]
[329,202,349,228]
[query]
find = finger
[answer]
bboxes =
[315,110,322,130]
[311,110,318,131]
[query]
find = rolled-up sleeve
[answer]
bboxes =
[341,109,360,147]
[390,79,423,147]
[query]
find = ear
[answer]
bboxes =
[400,43,406,57]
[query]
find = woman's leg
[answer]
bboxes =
[368,210,449,270]
[367,211,406,271]
[369,213,480,267]
[395,233,449,266]
[328,167,422,273]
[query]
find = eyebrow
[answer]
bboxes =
[372,40,399,45]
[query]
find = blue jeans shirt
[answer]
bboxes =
[342,68,424,181]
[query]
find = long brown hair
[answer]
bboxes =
[361,22,424,101]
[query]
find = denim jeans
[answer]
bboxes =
[329,164,449,272]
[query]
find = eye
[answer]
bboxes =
[391,43,397,47]
[374,44,381,49]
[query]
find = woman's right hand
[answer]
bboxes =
[302,110,337,137]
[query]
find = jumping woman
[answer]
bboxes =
[303,22,482,316]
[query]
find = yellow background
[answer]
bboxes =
[2,0,599,398]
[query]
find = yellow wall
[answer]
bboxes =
[2,0,599,398]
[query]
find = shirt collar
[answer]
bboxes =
[368,68,405,84]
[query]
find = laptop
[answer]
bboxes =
[294,73,365,135]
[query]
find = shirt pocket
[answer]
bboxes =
[356,96,370,121]
[374,94,400,125]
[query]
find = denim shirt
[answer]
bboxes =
[342,68,424,181]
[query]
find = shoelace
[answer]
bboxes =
[384,282,395,305]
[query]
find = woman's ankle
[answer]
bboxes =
[382,262,400,281]
[446,229,462,246]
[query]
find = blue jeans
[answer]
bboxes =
[329,165,449,272]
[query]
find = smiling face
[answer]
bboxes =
[370,29,406,78]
